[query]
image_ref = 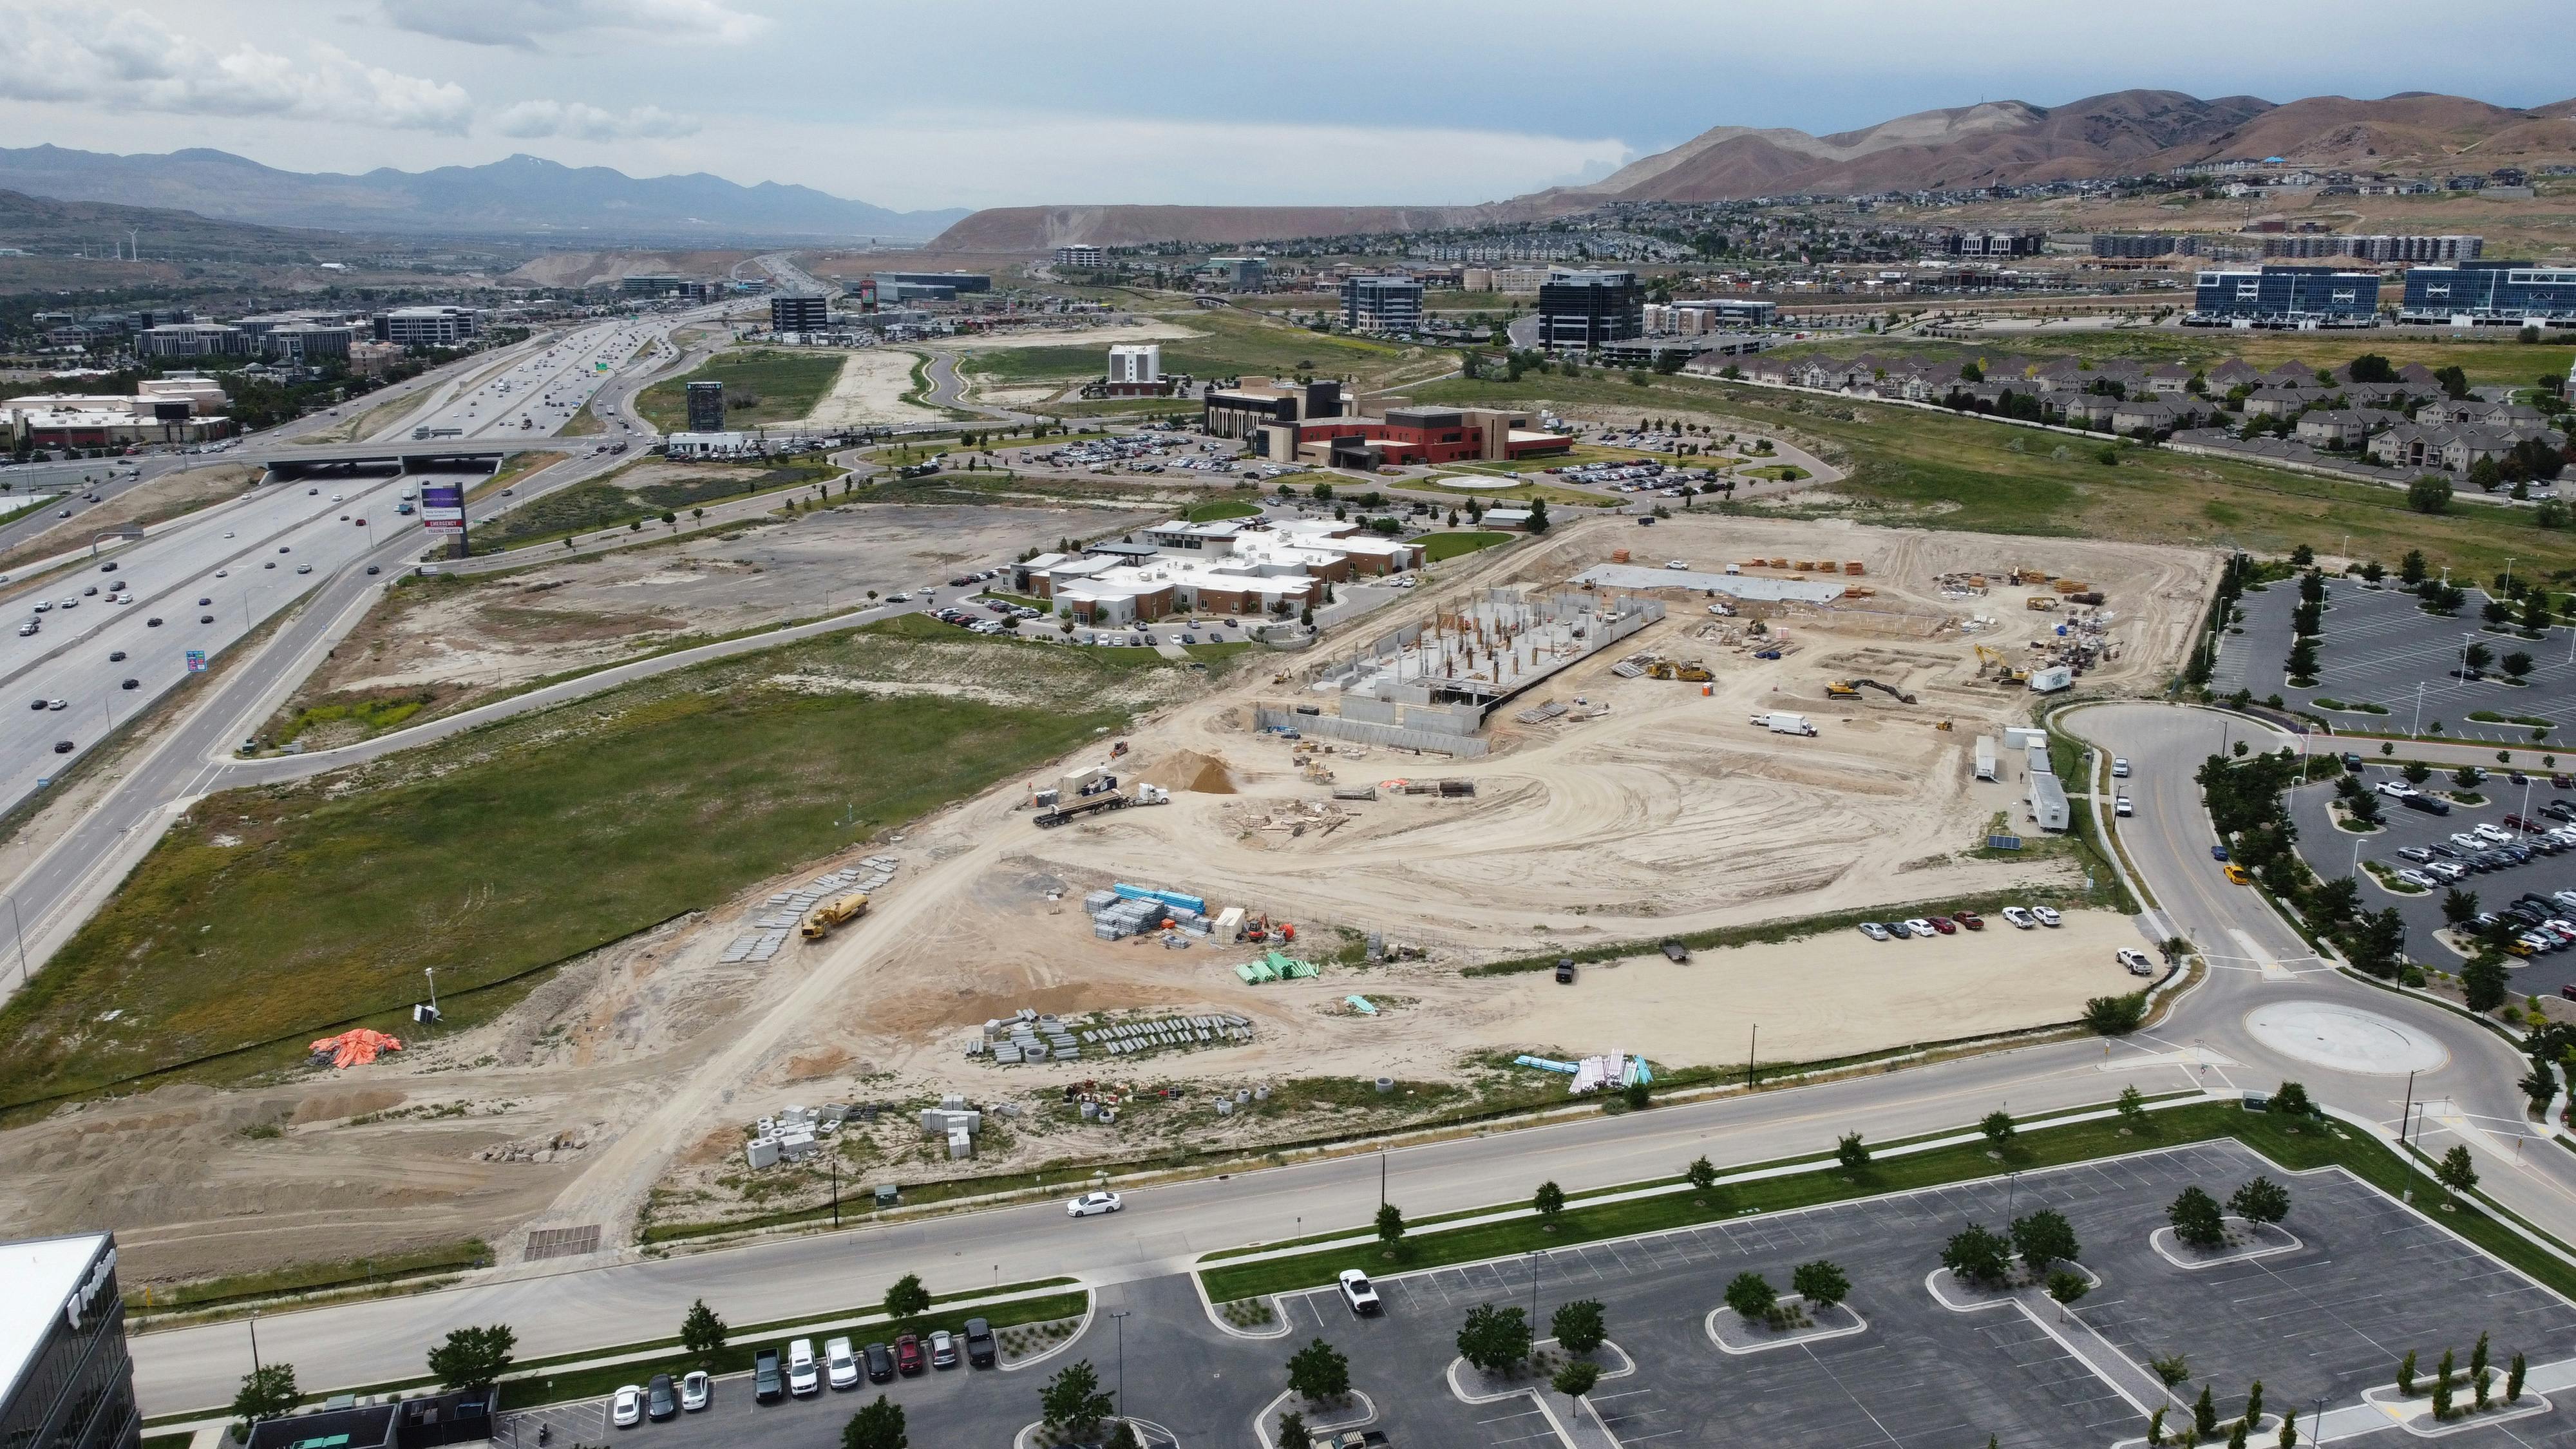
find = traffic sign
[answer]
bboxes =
[184,650,206,673]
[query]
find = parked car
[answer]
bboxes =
[680,1371,710,1412]
[1884,920,1914,938]
[895,1334,925,1376]
[2396,846,2434,862]
[2032,905,2063,927]
[2116,949,2155,976]
[2394,869,2437,890]
[864,1342,895,1383]
[1067,1190,1123,1217]
[1338,1269,1382,1316]
[826,1337,858,1390]
[929,1330,958,1369]
[1857,922,1891,941]
[1951,910,1985,931]
[646,1374,676,1422]
[2000,907,2038,929]
[1927,914,1957,934]
[786,1339,819,1397]
[963,1318,996,1368]
[610,1385,643,1429]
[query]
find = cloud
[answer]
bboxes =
[495,100,701,142]
[0,5,473,132]
[379,0,768,48]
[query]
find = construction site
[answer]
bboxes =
[0,510,2222,1276]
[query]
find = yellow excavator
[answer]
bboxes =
[1973,645,2029,686]
[1827,677,1915,703]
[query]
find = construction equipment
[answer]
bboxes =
[2052,578,2088,594]
[2025,596,2058,611]
[1933,720,1954,730]
[1036,766,1132,828]
[1830,678,1915,703]
[800,892,871,940]
[1650,660,1711,682]
[1825,681,1860,698]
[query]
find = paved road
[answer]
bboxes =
[124,701,2576,1414]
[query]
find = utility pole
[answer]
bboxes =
[249,1309,261,1374]
[1747,1023,1758,1090]
[2398,1070,2420,1202]
[1110,1310,1129,1421]
[6,895,25,987]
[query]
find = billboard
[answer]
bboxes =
[419,482,466,535]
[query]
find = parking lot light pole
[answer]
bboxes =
[1109,1309,1128,1420]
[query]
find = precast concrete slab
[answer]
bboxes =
[2244,999,2449,1075]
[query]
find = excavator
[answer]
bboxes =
[1972,645,2029,686]
[1825,677,1915,703]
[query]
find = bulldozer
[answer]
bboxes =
[800,892,871,941]
[1647,660,1713,683]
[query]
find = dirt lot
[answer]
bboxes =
[800,350,949,430]
[0,511,2217,1281]
[265,501,1153,744]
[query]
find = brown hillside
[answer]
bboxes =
[930,201,1567,253]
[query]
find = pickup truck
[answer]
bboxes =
[962,1317,996,1368]
[753,1348,783,1403]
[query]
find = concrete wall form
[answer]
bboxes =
[1255,706,1493,757]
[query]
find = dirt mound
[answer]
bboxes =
[1140,749,1237,794]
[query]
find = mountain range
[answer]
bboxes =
[932,90,2576,251]
[0,146,966,245]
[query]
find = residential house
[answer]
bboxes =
[2112,397,2202,435]
[2293,408,2403,449]
[2148,363,2197,395]
[2240,385,2315,419]
[2206,357,2264,391]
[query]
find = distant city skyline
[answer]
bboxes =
[0,0,2568,211]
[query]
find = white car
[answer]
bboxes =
[680,1371,710,1412]
[2032,905,2063,928]
[2474,824,2515,844]
[2111,758,2129,778]
[1857,921,1891,942]
[2116,949,2154,975]
[1664,560,1689,571]
[2374,780,2416,799]
[2394,869,2438,889]
[1901,918,1938,937]
[1338,1269,1382,1316]
[610,1385,644,1428]
[2001,907,2038,929]
[1066,1190,1123,1217]
[825,1336,858,1390]
[2114,795,2133,817]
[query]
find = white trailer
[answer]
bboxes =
[1974,735,1998,781]
[2027,665,2074,693]
[1750,711,1816,736]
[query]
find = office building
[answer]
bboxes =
[2188,266,2380,326]
[1208,257,1268,292]
[1104,344,1162,397]
[686,379,727,431]
[376,307,478,349]
[1537,269,1644,349]
[240,1387,498,1449]
[138,323,248,359]
[1463,267,1549,294]
[1055,245,1108,270]
[1645,298,1777,334]
[620,275,709,301]
[770,295,829,333]
[1249,406,1575,469]
[1340,276,1423,334]
[1,1233,140,1449]
[260,323,354,363]
[2090,233,2182,259]
[1204,379,1347,439]
[347,341,403,377]
[2399,261,2576,325]
[872,272,990,298]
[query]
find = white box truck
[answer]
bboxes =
[1974,736,1998,781]
[2027,665,2074,693]
[1750,712,1816,736]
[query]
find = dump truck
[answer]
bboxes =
[800,892,871,940]
[1750,711,1816,736]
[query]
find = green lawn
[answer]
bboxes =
[470,460,839,553]
[1417,530,1515,561]
[0,623,1212,1108]
[1406,374,2569,581]
[1768,333,2576,391]
[1184,498,1265,522]
[960,345,1105,383]
[634,349,847,431]
[1198,1099,2539,1303]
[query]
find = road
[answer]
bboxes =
[121,703,2576,1415]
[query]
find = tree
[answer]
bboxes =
[2246,1380,2265,1430]
[1039,1360,1114,1436]
[883,1273,931,1323]
[1531,1180,1566,1226]
[2085,992,2148,1035]
[426,1324,516,1391]
[231,1364,299,1426]
[1285,1337,1350,1401]
[2409,475,2454,515]
[1105,1421,1142,1449]
[1455,1303,1531,1373]
[2463,645,2492,678]
[841,1395,908,1449]
[1981,1110,2016,1148]
[1793,1260,1850,1309]
[1685,1155,1717,1192]
[2435,365,2470,400]
[2148,1406,2169,1446]
[1375,1202,1406,1251]
[2504,650,2534,681]
[1275,1410,1309,1449]
[2273,1081,2313,1117]
[2509,1351,2528,1405]
[2110,1085,2148,1130]
[2398,1349,2418,1396]
[680,1299,728,1364]
[2169,1187,2226,1249]
[2011,1209,2081,1272]
[2403,760,2432,786]
[1942,1225,2012,1287]
[1623,1079,1651,1111]
[2400,549,2430,585]
[1836,1132,1870,1170]
[1551,1298,1607,1355]
[2230,1177,2292,1225]
[2195,1385,2220,1437]
[2436,1144,2480,1194]
[2047,1269,2090,1304]
[2463,954,2510,1014]
[1552,1358,1601,1401]
[1724,1271,1777,1320]
[2443,887,2481,927]
[1524,497,1550,535]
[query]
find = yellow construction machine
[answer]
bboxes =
[800,892,871,941]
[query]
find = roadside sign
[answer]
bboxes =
[419,482,466,535]
[184,650,206,673]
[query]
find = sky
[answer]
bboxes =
[0,0,2570,214]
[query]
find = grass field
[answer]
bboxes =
[471,459,838,553]
[1421,477,1618,507]
[957,308,1422,390]
[1406,374,2570,582]
[1770,332,2576,391]
[1197,1098,2535,1303]
[465,450,567,503]
[1417,530,1516,561]
[1184,497,1264,522]
[634,349,846,431]
[0,623,1217,1108]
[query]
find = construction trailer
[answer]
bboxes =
[1974,735,1998,781]
[2027,770,2071,832]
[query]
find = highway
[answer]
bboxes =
[120,703,2576,1412]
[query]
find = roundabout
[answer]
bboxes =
[2243,1000,2450,1076]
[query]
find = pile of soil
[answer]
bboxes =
[1141,748,1237,793]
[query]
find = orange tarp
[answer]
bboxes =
[310,1028,403,1068]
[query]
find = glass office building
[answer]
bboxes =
[2188,266,2380,326]
[1,1235,140,1449]
[2399,261,2576,323]
[1537,269,1645,348]
[1340,276,1424,334]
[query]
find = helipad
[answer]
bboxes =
[2244,1000,2448,1075]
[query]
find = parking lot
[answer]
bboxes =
[2225,576,2575,747]
[2289,772,2576,990]
[491,1140,2576,1448]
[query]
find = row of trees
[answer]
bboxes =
[2167,1177,2291,1250]
[2143,1377,2274,1448]
[1940,1208,2088,1303]
[2198,748,2411,976]
[2393,1332,2530,1423]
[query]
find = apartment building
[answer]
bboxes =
[2187,266,2380,327]
[1055,245,1108,270]
[769,294,829,332]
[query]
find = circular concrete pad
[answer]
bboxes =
[2244,1001,2448,1075]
